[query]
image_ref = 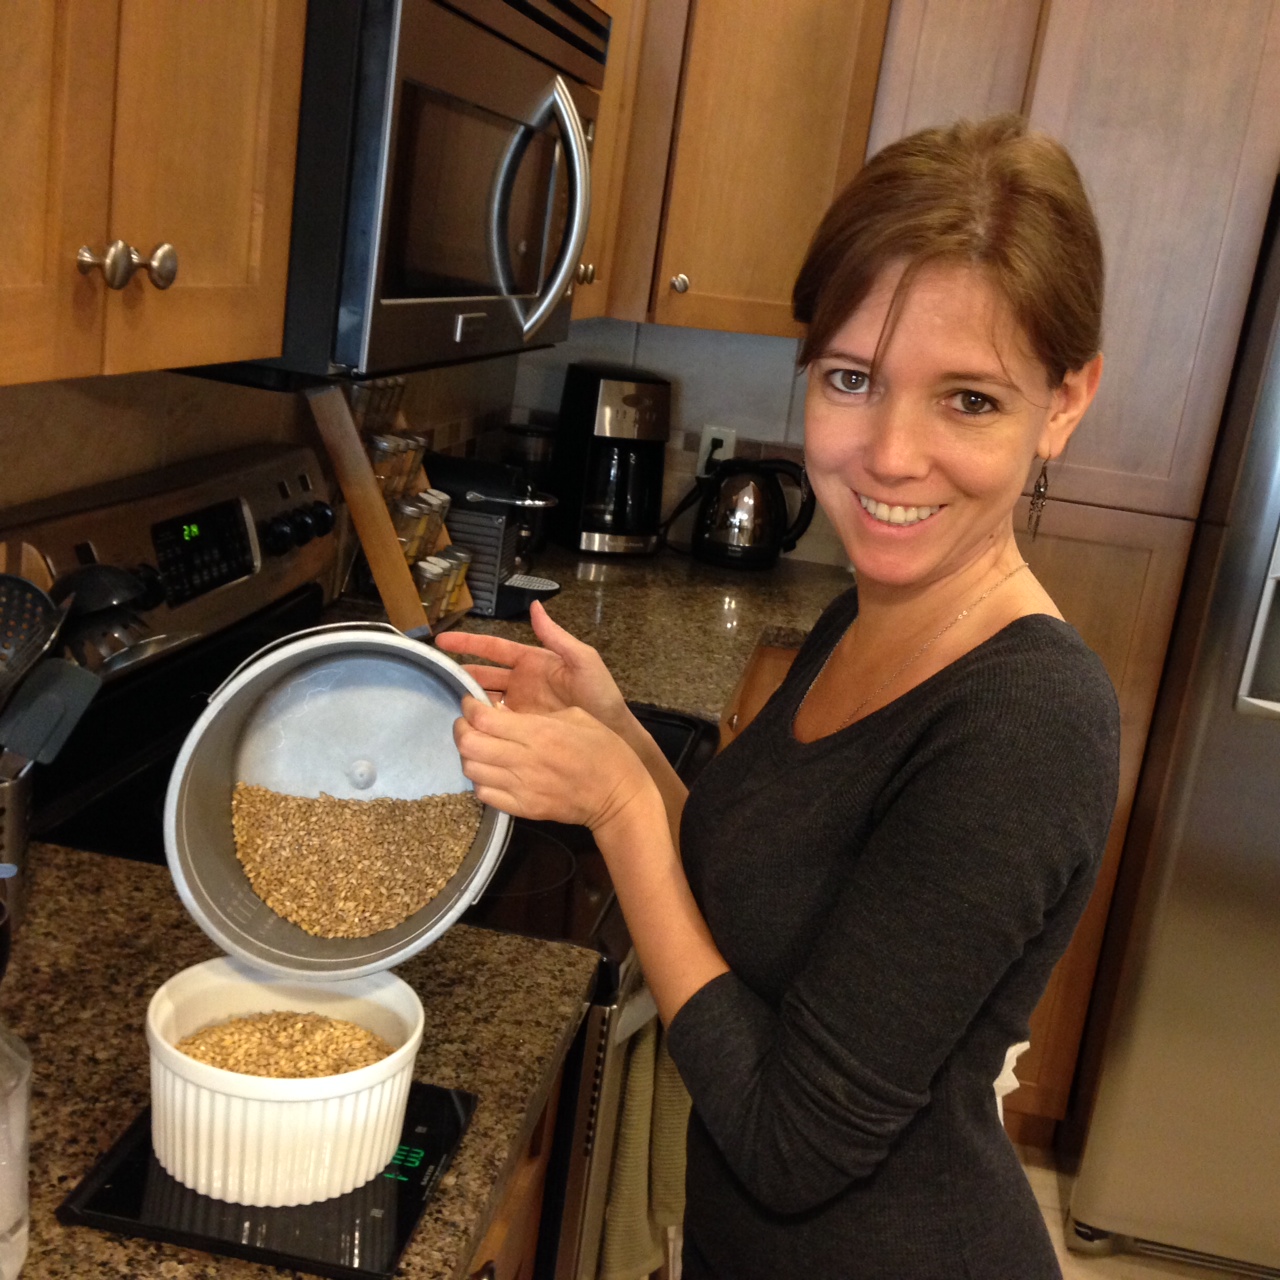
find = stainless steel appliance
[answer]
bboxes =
[423,453,562,617]
[0,446,337,865]
[1067,191,1280,1272]
[228,0,606,381]
[683,457,815,570]
[552,363,672,554]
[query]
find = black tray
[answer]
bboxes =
[57,1081,476,1280]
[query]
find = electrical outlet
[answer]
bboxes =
[697,426,736,475]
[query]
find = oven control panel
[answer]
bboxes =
[0,445,337,654]
[152,498,258,606]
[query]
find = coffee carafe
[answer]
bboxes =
[551,364,671,554]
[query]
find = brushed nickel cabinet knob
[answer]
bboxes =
[77,240,138,290]
[671,273,690,293]
[77,240,178,290]
[142,242,178,290]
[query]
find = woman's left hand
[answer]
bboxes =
[453,696,653,833]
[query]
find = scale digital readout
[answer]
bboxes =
[151,498,257,606]
[58,1082,477,1280]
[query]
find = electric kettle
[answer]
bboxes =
[674,458,816,570]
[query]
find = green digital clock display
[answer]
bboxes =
[181,523,201,542]
[384,1143,426,1182]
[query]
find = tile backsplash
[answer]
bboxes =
[513,318,848,566]
[0,330,850,566]
[0,356,517,514]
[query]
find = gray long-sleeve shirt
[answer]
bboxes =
[668,589,1119,1279]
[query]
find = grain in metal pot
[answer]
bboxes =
[231,783,484,938]
[176,1011,393,1077]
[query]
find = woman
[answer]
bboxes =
[438,115,1120,1278]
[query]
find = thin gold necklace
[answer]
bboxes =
[838,562,1030,726]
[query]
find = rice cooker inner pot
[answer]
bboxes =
[164,624,510,980]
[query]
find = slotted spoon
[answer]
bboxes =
[0,573,65,716]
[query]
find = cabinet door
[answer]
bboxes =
[865,0,1043,157]
[0,2,116,388]
[573,0,645,321]
[103,0,306,374]
[467,1080,561,1280]
[652,0,891,336]
[1027,0,1280,518]
[1003,498,1193,1126]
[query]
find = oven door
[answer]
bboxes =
[337,0,598,374]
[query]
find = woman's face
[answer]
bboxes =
[804,260,1099,592]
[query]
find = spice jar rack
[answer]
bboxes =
[304,383,474,634]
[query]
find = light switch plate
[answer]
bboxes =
[697,426,736,475]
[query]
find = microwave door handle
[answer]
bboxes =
[520,76,591,341]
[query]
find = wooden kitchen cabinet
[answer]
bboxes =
[865,0,1043,156]
[651,0,892,336]
[597,0,891,332]
[1002,498,1193,1137]
[1026,0,1280,519]
[0,0,305,389]
[0,3,117,386]
[467,1077,562,1280]
[870,0,1280,520]
[572,0,646,321]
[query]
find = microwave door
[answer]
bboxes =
[341,0,598,375]
[489,80,590,341]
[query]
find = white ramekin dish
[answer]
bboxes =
[146,956,425,1207]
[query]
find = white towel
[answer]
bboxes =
[994,1040,1031,1121]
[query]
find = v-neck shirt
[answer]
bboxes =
[668,586,1120,1279]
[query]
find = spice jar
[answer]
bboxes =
[412,559,447,623]
[400,435,429,490]
[416,490,448,557]
[366,435,403,496]
[390,498,430,562]
[437,546,472,614]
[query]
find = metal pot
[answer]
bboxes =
[164,623,511,980]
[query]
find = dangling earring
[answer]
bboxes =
[1027,459,1049,540]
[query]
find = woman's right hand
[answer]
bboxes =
[434,601,629,730]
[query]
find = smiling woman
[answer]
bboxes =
[444,114,1121,1280]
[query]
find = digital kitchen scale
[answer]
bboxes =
[57,1081,476,1280]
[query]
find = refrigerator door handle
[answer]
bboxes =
[1236,522,1280,715]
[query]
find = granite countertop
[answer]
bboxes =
[0,843,599,1280]
[328,546,850,721]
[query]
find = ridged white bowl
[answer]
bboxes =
[146,957,424,1207]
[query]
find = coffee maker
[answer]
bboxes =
[551,363,671,554]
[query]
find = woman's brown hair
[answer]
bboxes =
[792,114,1103,385]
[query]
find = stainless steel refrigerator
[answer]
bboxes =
[1068,189,1280,1272]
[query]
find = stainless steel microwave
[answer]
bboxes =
[253,0,606,381]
